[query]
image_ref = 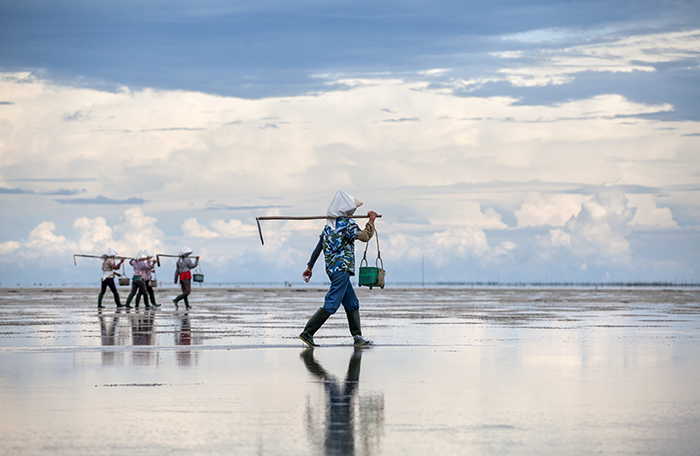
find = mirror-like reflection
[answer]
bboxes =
[98,308,119,366]
[98,307,133,365]
[175,311,198,367]
[4,288,699,455]
[131,309,157,365]
[301,348,385,456]
[98,308,200,367]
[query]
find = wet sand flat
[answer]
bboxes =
[1,287,699,455]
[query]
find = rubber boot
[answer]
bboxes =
[126,291,136,308]
[346,310,372,346]
[183,295,190,309]
[149,290,159,307]
[173,293,185,306]
[98,292,105,308]
[114,292,123,307]
[299,308,331,347]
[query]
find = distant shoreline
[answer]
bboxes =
[2,281,699,290]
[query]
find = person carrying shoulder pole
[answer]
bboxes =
[300,190,377,347]
[125,250,151,308]
[173,246,199,309]
[99,247,125,308]
[134,250,159,308]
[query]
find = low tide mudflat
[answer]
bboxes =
[1,287,699,455]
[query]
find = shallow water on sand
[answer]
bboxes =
[1,287,699,455]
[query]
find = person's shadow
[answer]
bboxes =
[301,347,384,456]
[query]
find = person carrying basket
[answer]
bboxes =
[299,190,377,347]
[173,246,199,309]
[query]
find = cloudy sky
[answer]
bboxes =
[1,0,699,286]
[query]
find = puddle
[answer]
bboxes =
[1,287,699,455]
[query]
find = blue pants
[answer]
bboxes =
[323,270,359,314]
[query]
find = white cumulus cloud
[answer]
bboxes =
[182,218,221,238]
[544,191,636,261]
[23,222,72,258]
[627,194,678,228]
[427,226,491,264]
[74,216,115,252]
[210,219,258,238]
[0,241,20,255]
[516,194,589,227]
[114,208,165,254]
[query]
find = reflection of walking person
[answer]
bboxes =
[130,310,155,346]
[300,347,365,456]
[98,309,120,346]
[98,247,124,308]
[173,246,199,309]
[175,312,196,366]
[300,190,376,347]
[98,307,123,366]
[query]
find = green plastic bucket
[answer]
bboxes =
[193,273,204,283]
[358,267,384,289]
[358,267,379,286]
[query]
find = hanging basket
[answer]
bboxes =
[358,265,385,289]
[192,264,204,283]
[118,263,130,286]
[148,269,158,288]
[358,229,385,290]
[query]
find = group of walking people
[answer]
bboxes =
[96,190,378,347]
[98,246,199,309]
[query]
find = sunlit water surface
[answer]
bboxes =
[1,287,699,455]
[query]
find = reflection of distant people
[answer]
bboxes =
[173,246,199,309]
[130,310,155,345]
[176,312,191,346]
[99,308,119,365]
[301,347,384,456]
[131,309,156,365]
[98,247,124,308]
[99,310,119,346]
[175,311,196,366]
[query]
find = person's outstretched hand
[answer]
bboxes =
[302,266,313,283]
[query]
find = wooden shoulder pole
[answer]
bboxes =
[256,218,265,245]
[255,214,382,246]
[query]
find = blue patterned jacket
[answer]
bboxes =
[308,218,375,276]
